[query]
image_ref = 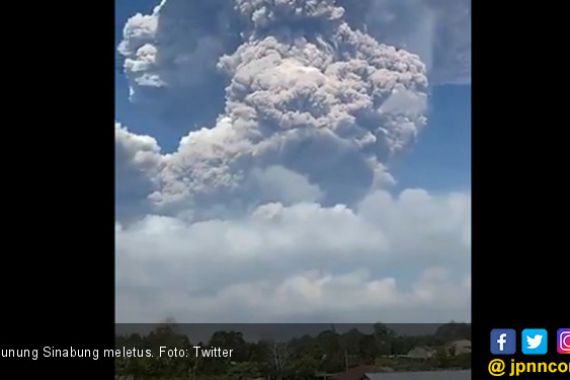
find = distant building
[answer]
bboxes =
[445,340,472,356]
[405,346,436,359]
[363,370,470,380]
[334,369,470,380]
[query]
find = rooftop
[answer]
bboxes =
[364,370,470,380]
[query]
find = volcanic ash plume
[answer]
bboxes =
[126,0,429,211]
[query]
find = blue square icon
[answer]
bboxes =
[491,329,516,355]
[522,329,548,355]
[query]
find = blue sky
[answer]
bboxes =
[392,85,471,193]
[114,0,471,323]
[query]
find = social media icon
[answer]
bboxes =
[558,328,570,354]
[522,329,548,355]
[491,329,516,355]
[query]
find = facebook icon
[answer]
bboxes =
[491,329,517,355]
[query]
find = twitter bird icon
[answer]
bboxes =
[522,329,548,355]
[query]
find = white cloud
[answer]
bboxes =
[118,267,470,323]
[116,189,470,322]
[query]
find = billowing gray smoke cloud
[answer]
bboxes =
[115,123,163,221]
[117,0,465,131]
[126,0,429,213]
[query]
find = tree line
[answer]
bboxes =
[115,322,471,380]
